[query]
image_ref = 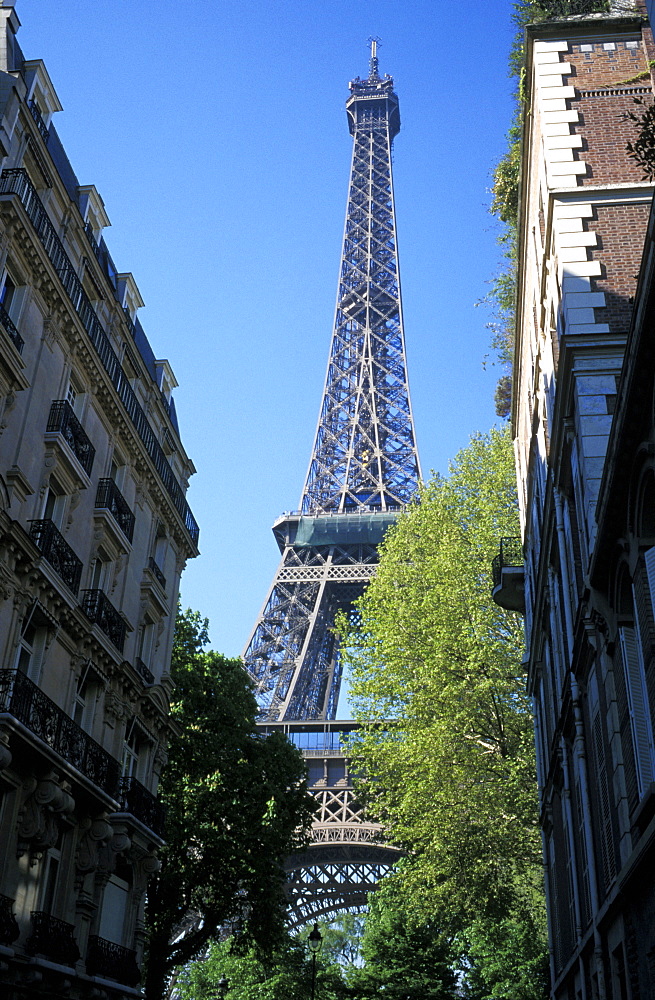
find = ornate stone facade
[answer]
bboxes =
[0,3,199,996]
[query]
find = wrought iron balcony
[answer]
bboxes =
[148,555,166,589]
[119,775,166,837]
[0,669,121,798]
[86,935,141,986]
[134,657,154,685]
[81,589,126,652]
[0,167,199,547]
[27,911,80,966]
[47,399,95,475]
[29,518,83,594]
[28,99,50,143]
[0,894,19,945]
[0,299,23,353]
[95,478,135,543]
[491,536,525,614]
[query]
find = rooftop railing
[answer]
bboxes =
[81,589,126,652]
[29,518,83,594]
[0,167,199,547]
[0,669,121,798]
[47,399,95,475]
[95,478,135,543]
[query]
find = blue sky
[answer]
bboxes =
[19,0,517,657]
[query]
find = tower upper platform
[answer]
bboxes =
[346,40,400,139]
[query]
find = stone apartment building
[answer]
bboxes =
[0,3,199,996]
[492,2,655,998]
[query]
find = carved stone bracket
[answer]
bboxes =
[76,815,114,875]
[17,772,75,861]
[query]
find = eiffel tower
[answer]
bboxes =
[243,41,421,726]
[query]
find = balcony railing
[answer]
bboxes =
[119,775,167,837]
[0,168,199,547]
[0,299,24,353]
[0,669,121,798]
[491,537,524,588]
[29,518,83,594]
[86,935,141,986]
[81,589,126,652]
[28,100,50,144]
[134,657,154,685]
[27,911,80,967]
[83,219,103,262]
[47,399,95,475]
[0,894,19,945]
[491,537,525,614]
[95,478,135,543]
[148,555,167,589]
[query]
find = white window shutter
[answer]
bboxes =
[618,626,655,798]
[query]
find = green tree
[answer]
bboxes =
[308,913,365,970]
[176,932,347,1000]
[342,428,548,998]
[143,609,316,1000]
[346,894,458,1000]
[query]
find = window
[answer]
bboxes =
[72,663,99,734]
[15,621,46,681]
[98,861,132,945]
[110,453,126,490]
[122,720,150,782]
[153,522,167,574]
[138,619,156,668]
[42,478,66,527]
[89,557,106,592]
[0,271,16,313]
[41,828,64,914]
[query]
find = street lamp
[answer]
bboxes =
[307,922,323,1000]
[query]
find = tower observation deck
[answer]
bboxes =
[243,40,421,722]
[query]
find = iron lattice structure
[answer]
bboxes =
[261,722,403,927]
[243,42,420,721]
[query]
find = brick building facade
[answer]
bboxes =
[494,3,655,997]
[0,3,199,996]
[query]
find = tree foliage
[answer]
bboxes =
[143,609,316,1000]
[342,428,548,997]
[175,932,346,1000]
[346,894,458,1000]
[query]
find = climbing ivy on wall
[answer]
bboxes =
[487,1,612,418]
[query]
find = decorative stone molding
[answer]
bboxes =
[76,815,114,874]
[17,772,75,861]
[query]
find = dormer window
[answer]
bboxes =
[78,185,110,250]
[154,359,178,404]
[117,273,144,326]
[23,59,63,129]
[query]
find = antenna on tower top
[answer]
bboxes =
[368,36,381,80]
